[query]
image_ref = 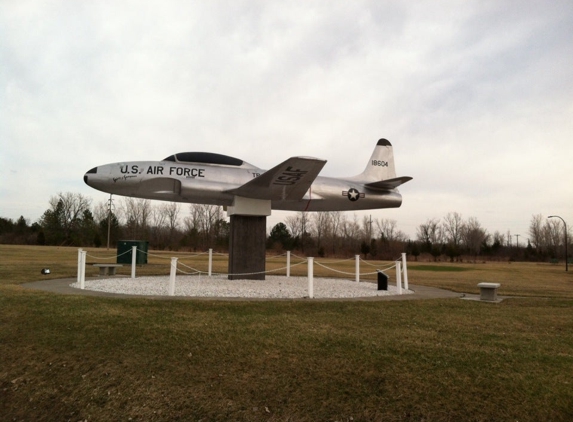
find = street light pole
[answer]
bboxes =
[548,216,568,272]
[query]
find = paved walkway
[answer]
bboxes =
[23,277,464,301]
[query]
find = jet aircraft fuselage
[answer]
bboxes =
[84,139,412,212]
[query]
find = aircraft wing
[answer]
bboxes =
[364,176,413,190]
[225,157,327,201]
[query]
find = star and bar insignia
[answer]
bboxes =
[342,188,365,202]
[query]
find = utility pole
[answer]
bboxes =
[369,215,373,240]
[514,234,520,248]
[548,216,568,271]
[107,194,114,250]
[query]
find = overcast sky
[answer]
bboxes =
[2,0,572,241]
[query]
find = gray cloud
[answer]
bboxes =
[1,0,572,237]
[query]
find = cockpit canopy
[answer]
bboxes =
[163,152,244,166]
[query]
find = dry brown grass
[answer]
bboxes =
[1,245,573,421]
[4,245,571,298]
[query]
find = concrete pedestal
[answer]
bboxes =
[477,282,501,301]
[228,215,267,280]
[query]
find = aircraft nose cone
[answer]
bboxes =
[84,167,98,185]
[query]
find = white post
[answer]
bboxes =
[208,248,213,277]
[286,251,291,278]
[77,248,83,284]
[396,261,402,295]
[308,257,314,299]
[402,253,409,290]
[80,250,87,290]
[169,257,178,296]
[355,255,360,282]
[131,246,137,279]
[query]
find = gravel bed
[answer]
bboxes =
[70,275,412,299]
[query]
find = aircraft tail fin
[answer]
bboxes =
[352,138,412,189]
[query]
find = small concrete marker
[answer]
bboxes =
[477,282,501,301]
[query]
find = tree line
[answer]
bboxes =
[1,192,570,263]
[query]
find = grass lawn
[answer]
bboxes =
[1,245,572,421]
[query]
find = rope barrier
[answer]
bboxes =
[177,262,204,274]
[361,270,383,276]
[143,251,174,259]
[137,249,219,260]
[80,248,405,281]
[358,257,401,269]
[77,247,409,298]
[285,259,309,265]
[313,260,394,277]
[86,248,221,262]
[174,259,310,278]
[176,267,203,276]
[261,260,308,275]
[266,252,288,259]
[85,248,399,264]
[314,256,356,265]
[358,258,381,267]
[314,261,356,275]
[85,249,132,261]
[358,261,396,272]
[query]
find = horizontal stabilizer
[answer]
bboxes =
[364,176,413,190]
[225,157,326,201]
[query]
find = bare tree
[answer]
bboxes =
[462,216,488,261]
[416,218,442,260]
[442,212,464,247]
[286,212,307,237]
[183,204,224,248]
[146,202,182,250]
[201,205,224,245]
[43,192,92,244]
[442,212,464,261]
[373,218,408,259]
[340,214,361,254]
[362,215,373,240]
[120,197,151,239]
[376,218,400,242]
[163,202,181,234]
[149,204,168,249]
[49,192,91,227]
[529,214,545,252]
[285,212,311,252]
[184,204,202,233]
[285,213,302,239]
[328,212,343,238]
[492,231,505,247]
[311,212,331,250]
[326,211,343,254]
[93,200,109,224]
[151,205,168,228]
[183,206,200,250]
[416,218,442,247]
[545,218,563,255]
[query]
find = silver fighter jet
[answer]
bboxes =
[84,138,412,213]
